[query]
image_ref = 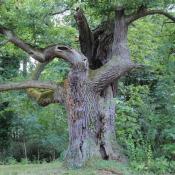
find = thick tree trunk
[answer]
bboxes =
[64,65,101,167]
[64,71,126,167]
[98,85,125,161]
[93,13,128,162]
[96,9,129,162]
[93,29,127,162]
[64,8,129,167]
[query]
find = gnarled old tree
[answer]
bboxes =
[0,1,175,167]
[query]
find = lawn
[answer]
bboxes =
[0,159,160,175]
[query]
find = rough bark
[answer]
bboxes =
[99,85,129,162]
[72,8,130,165]
[92,9,131,162]
[64,56,127,167]
[65,62,100,167]
[91,22,122,161]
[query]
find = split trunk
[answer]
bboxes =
[65,11,129,167]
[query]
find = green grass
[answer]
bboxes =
[0,159,157,175]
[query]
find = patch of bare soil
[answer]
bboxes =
[98,168,123,175]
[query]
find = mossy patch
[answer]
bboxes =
[27,88,54,103]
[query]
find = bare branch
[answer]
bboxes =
[89,58,138,92]
[51,7,70,16]
[0,79,66,105]
[0,80,57,92]
[0,26,45,62]
[74,8,94,64]
[127,8,175,24]
[89,8,143,92]
[32,62,49,80]
[0,26,84,65]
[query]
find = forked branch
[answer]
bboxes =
[127,8,175,24]
[0,26,84,65]
[89,8,142,92]
[90,58,139,92]
[32,62,49,80]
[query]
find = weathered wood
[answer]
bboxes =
[0,80,56,91]
[74,8,94,67]
[64,56,100,167]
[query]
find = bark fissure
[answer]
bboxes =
[100,144,109,160]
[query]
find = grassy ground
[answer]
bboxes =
[0,159,157,175]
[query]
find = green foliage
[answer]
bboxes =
[0,0,74,163]
[0,55,20,80]
[8,95,68,162]
[116,12,175,174]
[68,0,175,26]
[40,59,70,83]
[0,102,14,161]
[5,157,18,165]
[116,68,175,173]
[0,0,174,174]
